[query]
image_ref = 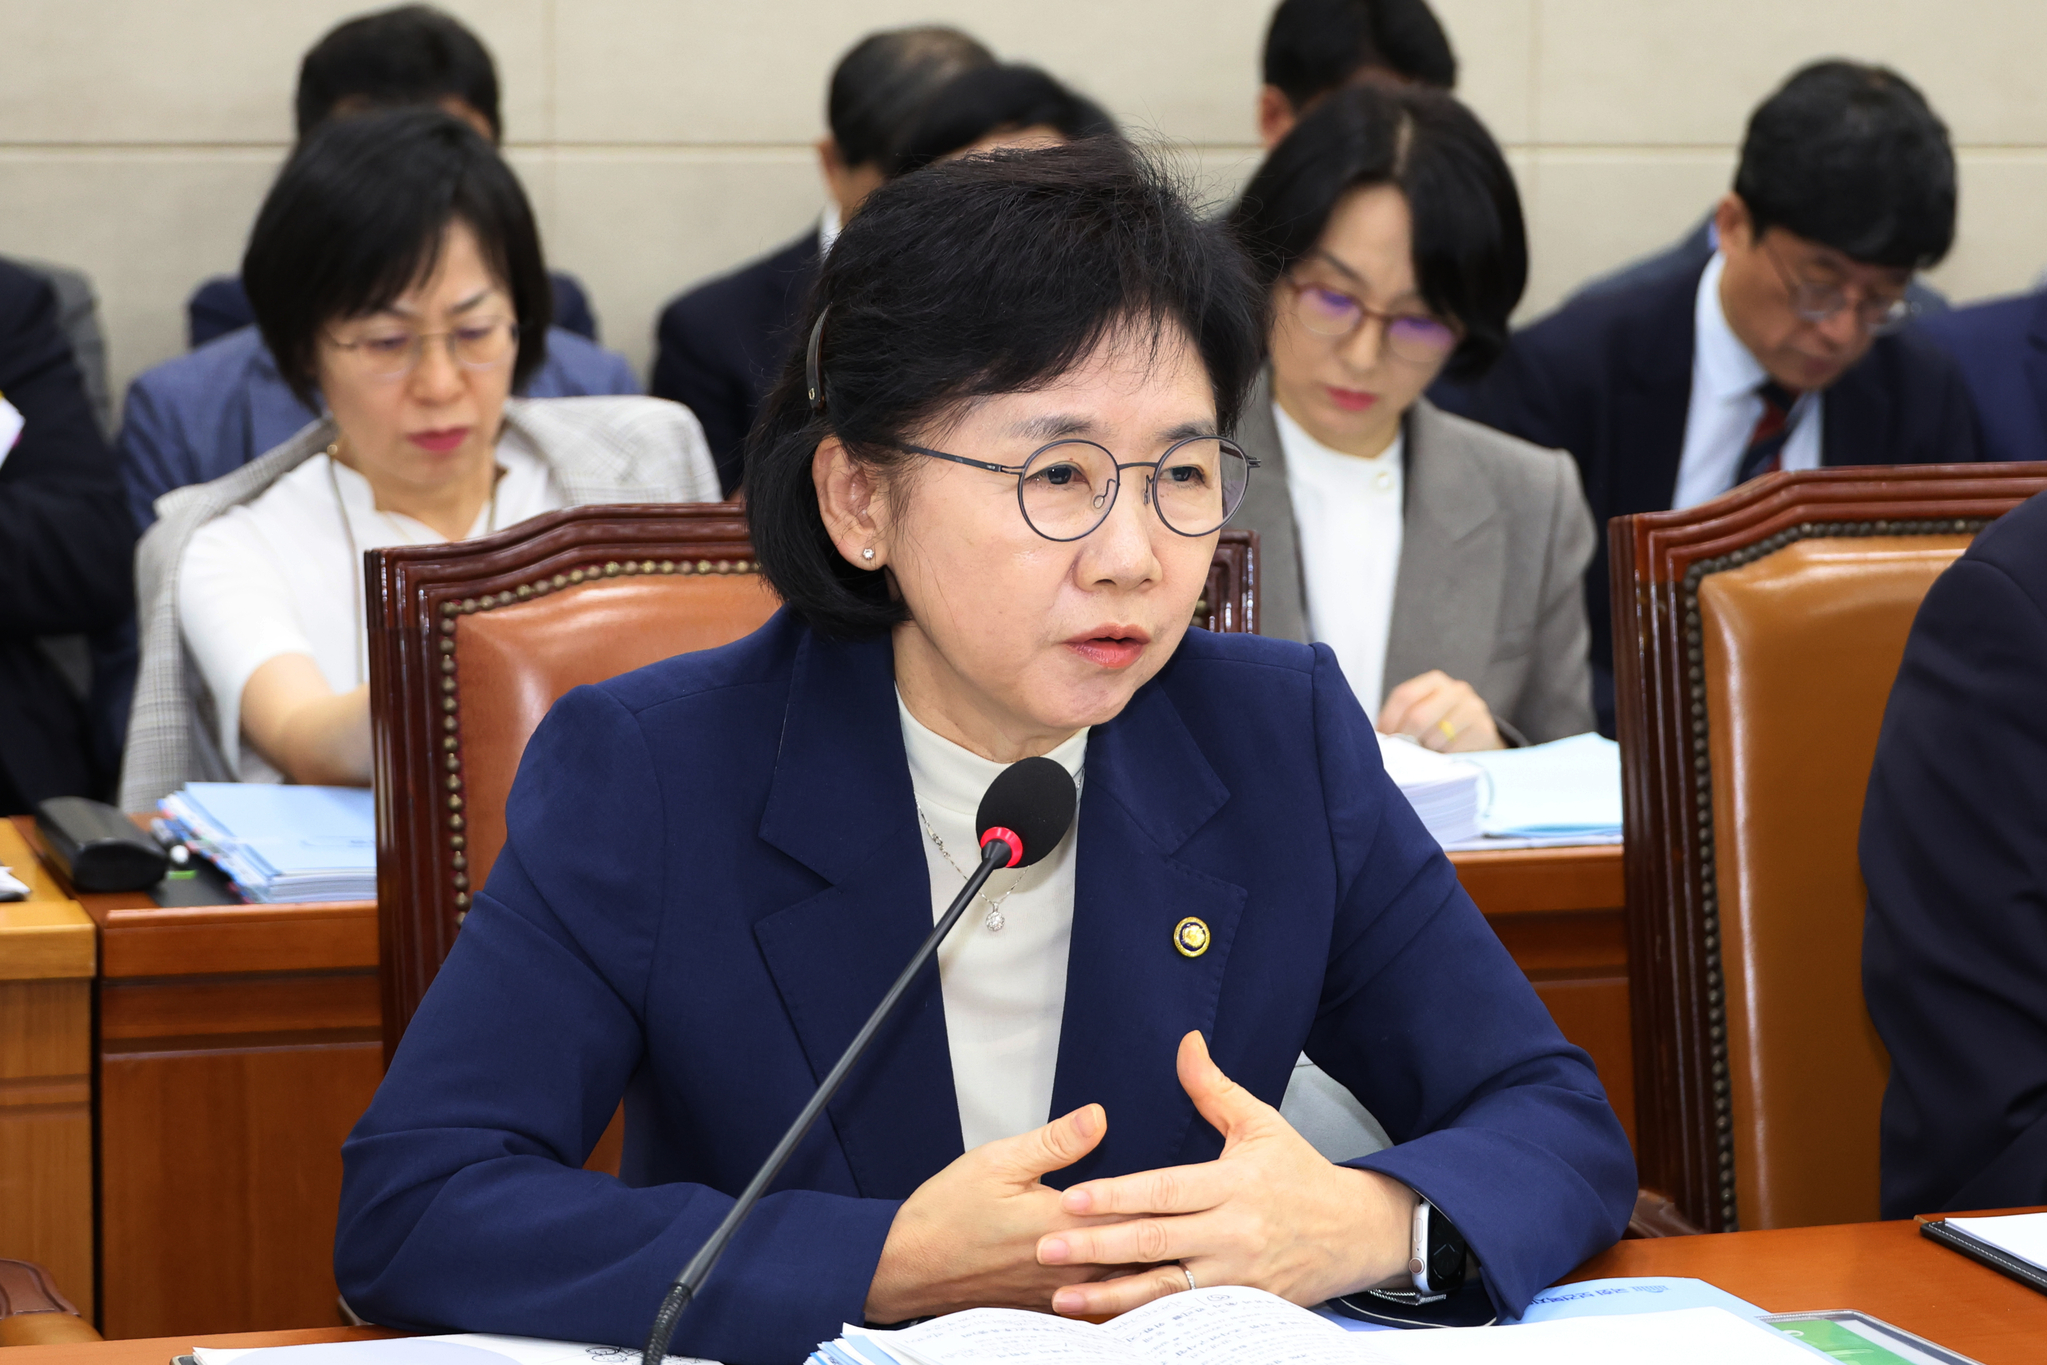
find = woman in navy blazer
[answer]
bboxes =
[336,141,1634,1365]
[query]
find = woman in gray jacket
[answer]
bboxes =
[1228,83,1593,750]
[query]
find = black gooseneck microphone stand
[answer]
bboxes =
[638,834,1016,1365]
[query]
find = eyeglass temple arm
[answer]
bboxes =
[898,444,1024,476]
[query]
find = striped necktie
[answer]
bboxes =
[1735,380,1803,486]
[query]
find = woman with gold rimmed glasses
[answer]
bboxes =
[120,110,719,810]
[1228,83,1597,752]
[335,140,1632,1364]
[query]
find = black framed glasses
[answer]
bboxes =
[1760,239,1915,335]
[901,437,1258,542]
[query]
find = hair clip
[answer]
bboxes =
[805,307,829,415]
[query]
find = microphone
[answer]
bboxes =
[640,755,1079,1365]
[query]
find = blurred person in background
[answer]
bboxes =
[1256,0,1455,149]
[120,112,718,813]
[189,4,607,350]
[888,63,1117,175]
[119,3,638,535]
[1229,84,1592,751]
[1915,286,2047,462]
[652,26,995,494]
[1437,61,1978,737]
[0,259,135,813]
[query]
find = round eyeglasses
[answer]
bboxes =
[900,436,1258,542]
[1284,277,1459,365]
[326,318,521,382]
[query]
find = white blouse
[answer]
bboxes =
[177,437,564,780]
[1274,401,1407,715]
[897,690,1088,1152]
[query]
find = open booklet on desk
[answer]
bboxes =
[826,1285,1819,1365]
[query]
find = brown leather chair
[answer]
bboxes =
[369,504,1261,1055]
[0,1259,99,1346]
[1610,462,2047,1233]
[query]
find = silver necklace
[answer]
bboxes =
[916,802,1025,933]
[913,768,1080,933]
[327,439,499,687]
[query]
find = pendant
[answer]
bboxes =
[984,906,1006,933]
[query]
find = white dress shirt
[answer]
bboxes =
[898,691,1087,1151]
[1274,401,1406,715]
[178,439,564,780]
[1672,252,1822,510]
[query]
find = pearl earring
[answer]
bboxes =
[861,547,876,562]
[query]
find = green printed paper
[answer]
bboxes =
[1768,1318,1923,1364]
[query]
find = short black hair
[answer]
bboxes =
[1734,60,1955,270]
[295,5,501,142]
[1229,82,1524,379]
[747,140,1265,638]
[891,64,1120,175]
[828,26,996,170]
[1262,0,1456,109]
[243,108,551,410]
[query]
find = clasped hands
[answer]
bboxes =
[864,1032,1418,1325]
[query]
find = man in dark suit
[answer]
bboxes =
[1254,0,1457,148]
[186,5,605,350]
[0,259,135,814]
[1915,290,2047,463]
[1861,488,2047,1216]
[1437,61,1979,733]
[650,26,993,494]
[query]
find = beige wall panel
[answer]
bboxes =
[549,0,1272,147]
[0,151,280,397]
[0,1,550,146]
[1534,1,2047,147]
[1514,149,1736,320]
[1430,0,1537,145]
[1926,152,2047,304]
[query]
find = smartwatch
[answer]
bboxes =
[1407,1198,1469,1298]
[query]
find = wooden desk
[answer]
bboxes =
[1452,845,1631,1145]
[1567,1215,2047,1364]
[12,1215,2043,1365]
[11,816,1622,1340]
[0,819,97,1321]
[11,817,380,1340]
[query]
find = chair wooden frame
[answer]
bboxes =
[369,505,1259,1055]
[1609,462,2047,1232]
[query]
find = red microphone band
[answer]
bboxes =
[979,826,1024,869]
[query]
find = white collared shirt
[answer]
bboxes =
[178,440,563,780]
[1274,401,1406,715]
[1672,252,1822,510]
[898,692,1088,1151]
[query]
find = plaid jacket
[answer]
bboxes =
[119,395,720,812]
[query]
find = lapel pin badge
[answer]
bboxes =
[1173,916,1211,958]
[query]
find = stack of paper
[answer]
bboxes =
[820,1285,1819,1365]
[158,783,375,904]
[1376,734,1484,847]
[1449,732,1624,850]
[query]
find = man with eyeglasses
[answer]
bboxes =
[1436,60,1979,736]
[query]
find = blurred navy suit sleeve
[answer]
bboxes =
[1861,492,2047,1217]
[335,685,899,1364]
[1295,646,1635,1313]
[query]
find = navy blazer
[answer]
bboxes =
[1861,489,2047,1217]
[651,230,820,496]
[1915,290,2047,464]
[0,259,135,811]
[1433,254,1981,734]
[335,613,1634,1364]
